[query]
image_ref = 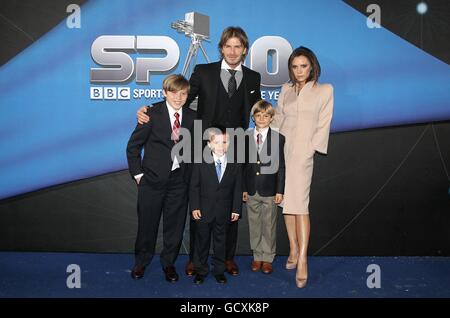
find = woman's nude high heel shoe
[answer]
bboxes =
[296,277,307,288]
[295,257,308,288]
[285,256,297,270]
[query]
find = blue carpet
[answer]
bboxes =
[0,252,449,298]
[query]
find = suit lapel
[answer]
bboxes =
[296,81,314,112]
[207,161,220,184]
[260,128,271,157]
[220,160,233,184]
[248,131,258,161]
[180,109,190,129]
[242,66,251,124]
[179,109,192,143]
[160,102,175,145]
[208,62,222,123]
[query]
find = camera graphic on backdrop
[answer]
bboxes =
[89,12,293,101]
[89,12,209,101]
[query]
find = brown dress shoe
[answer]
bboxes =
[261,262,273,274]
[163,266,179,282]
[131,265,146,279]
[185,260,196,276]
[251,261,263,272]
[225,260,239,276]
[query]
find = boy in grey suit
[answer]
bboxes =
[243,101,285,274]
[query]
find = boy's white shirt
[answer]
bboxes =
[166,101,182,171]
[253,126,269,150]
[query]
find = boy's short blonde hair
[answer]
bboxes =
[162,74,190,92]
[251,100,275,117]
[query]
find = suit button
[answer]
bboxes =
[256,172,260,176]
[257,161,261,164]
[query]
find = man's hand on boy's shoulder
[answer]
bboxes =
[137,105,150,125]
[231,213,239,222]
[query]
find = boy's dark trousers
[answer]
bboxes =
[127,101,196,269]
[193,218,229,276]
[189,216,239,263]
[189,160,243,276]
[134,168,188,268]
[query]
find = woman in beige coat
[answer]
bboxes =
[272,47,333,288]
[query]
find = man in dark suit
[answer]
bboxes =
[137,26,262,277]
[126,75,196,282]
[189,126,242,284]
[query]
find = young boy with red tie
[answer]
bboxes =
[243,100,285,274]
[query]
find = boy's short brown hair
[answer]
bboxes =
[251,100,275,117]
[162,74,190,92]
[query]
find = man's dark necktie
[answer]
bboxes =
[228,69,237,98]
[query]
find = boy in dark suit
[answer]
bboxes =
[189,126,242,284]
[126,74,196,282]
[242,100,285,274]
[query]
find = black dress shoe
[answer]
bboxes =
[193,274,206,284]
[163,266,179,282]
[214,274,227,284]
[131,265,146,280]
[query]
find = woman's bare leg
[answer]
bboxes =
[284,214,298,269]
[295,214,310,288]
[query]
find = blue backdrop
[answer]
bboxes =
[0,0,449,199]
